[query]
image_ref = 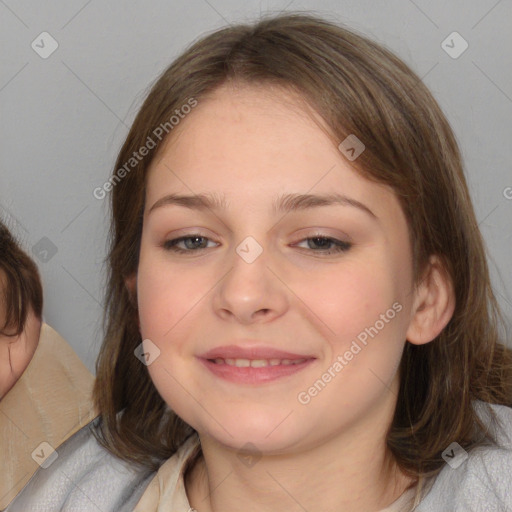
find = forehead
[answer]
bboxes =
[144,84,402,225]
[151,84,337,175]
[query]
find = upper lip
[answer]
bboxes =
[199,343,315,360]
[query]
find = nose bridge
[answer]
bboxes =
[212,232,287,323]
[226,233,270,296]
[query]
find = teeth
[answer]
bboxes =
[250,359,268,368]
[212,358,307,367]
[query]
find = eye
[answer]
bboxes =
[162,234,217,254]
[293,235,352,256]
[162,233,352,256]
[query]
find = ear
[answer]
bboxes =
[124,273,140,331]
[124,273,137,305]
[406,255,455,346]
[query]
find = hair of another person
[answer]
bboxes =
[0,220,43,336]
[93,12,512,499]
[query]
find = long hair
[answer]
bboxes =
[93,12,512,496]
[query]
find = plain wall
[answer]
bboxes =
[1,0,511,373]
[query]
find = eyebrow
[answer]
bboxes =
[148,192,377,219]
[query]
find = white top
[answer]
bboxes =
[7,402,512,511]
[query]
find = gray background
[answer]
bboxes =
[1,0,511,373]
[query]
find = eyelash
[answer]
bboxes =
[162,233,352,256]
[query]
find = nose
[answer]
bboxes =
[212,242,289,325]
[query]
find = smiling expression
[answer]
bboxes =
[134,83,417,453]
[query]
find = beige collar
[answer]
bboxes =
[134,433,201,511]
[0,323,97,509]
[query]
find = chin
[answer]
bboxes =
[191,407,306,454]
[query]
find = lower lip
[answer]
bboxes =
[198,358,315,384]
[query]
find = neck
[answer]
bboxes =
[185,378,416,512]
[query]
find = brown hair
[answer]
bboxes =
[0,220,43,336]
[93,11,512,497]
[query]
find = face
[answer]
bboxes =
[135,84,417,454]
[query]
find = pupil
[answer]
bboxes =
[186,236,204,249]
[311,237,329,248]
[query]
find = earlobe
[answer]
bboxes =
[406,255,456,346]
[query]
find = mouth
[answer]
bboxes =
[197,344,316,384]
[209,357,308,367]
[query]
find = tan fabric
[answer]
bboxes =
[380,486,416,512]
[134,434,419,511]
[134,434,201,511]
[0,323,98,510]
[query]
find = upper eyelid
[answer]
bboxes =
[164,225,352,239]
[166,232,347,241]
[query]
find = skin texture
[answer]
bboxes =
[0,272,41,400]
[128,84,455,512]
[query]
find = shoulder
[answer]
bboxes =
[418,402,512,512]
[0,322,97,509]
[6,416,157,512]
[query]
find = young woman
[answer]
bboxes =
[7,12,512,512]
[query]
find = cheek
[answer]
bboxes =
[295,257,401,349]
[298,268,406,424]
[135,252,200,418]
[296,256,407,407]
[136,263,170,340]
[136,250,204,341]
